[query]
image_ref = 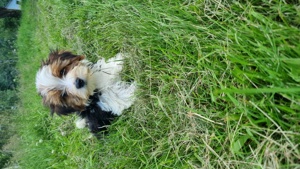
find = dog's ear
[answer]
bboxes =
[43,50,85,66]
[50,104,77,116]
[56,50,85,61]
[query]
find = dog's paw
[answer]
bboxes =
[75,118,87,129]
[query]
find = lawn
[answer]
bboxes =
[12,0,300,168]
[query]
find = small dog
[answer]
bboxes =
[35,50,136,135]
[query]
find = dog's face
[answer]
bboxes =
[36,50,96,115]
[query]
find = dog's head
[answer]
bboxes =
[36,50,96,115]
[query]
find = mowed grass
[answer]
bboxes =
[13,0,300,168]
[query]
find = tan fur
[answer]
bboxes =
[36,50,136,116]
[37,50,90,113]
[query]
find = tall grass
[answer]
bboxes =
[13,0,300,168]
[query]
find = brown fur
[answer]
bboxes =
[39,50,88,115]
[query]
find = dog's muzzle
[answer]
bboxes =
[75,78,85,89]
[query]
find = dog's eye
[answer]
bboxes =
[62,92,68,98]
[60,68,66,77]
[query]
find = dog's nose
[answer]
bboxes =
[75,78,85,89]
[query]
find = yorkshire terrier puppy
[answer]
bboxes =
[35,50,136,135]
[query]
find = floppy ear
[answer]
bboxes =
[43,50,85,66]
[50,104,77,116]
[56,50,85,61]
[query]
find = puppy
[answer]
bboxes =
[35,50,136,135]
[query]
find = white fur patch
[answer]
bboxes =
[75,118,87,129]
[36,65,63,96]
[36,63,93,99]
[90,53,124,90]
[98,81,136,116]
[37,52,136,117]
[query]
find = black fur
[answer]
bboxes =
[78,91,117,135]
[50,104,77,116]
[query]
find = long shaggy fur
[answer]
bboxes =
[36,50,136,135]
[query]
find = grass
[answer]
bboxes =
[10,0,300,168]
